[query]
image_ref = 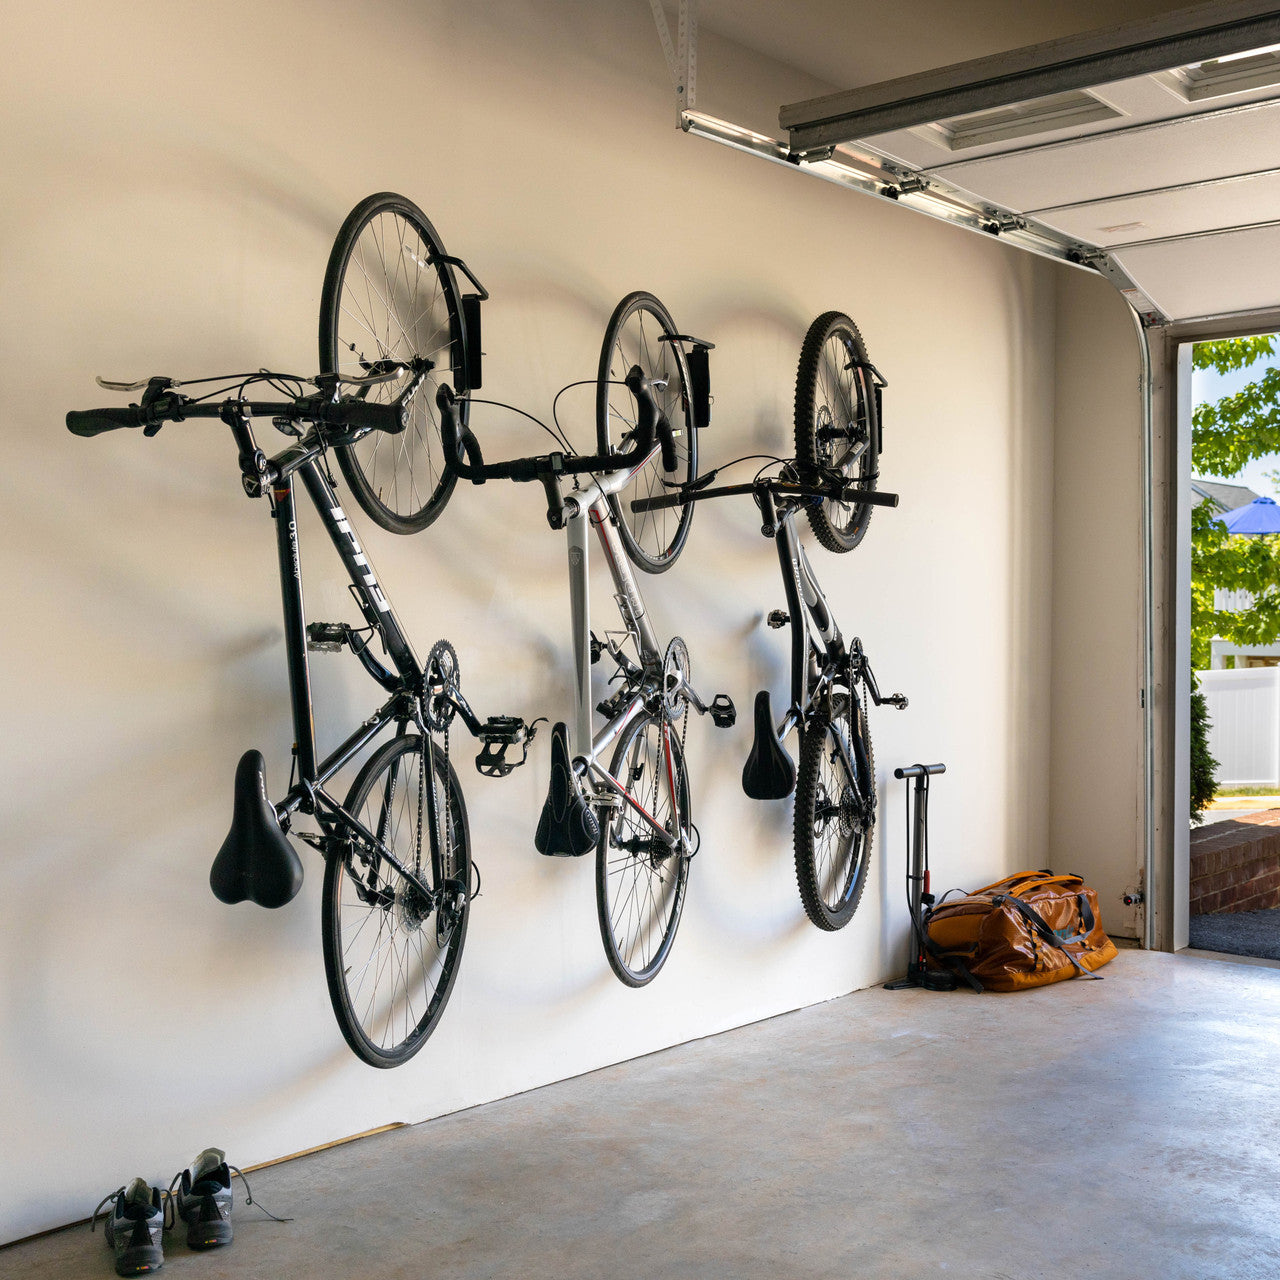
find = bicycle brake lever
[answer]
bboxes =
[96,376,168,392]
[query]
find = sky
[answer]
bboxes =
[1192,341,1280,502]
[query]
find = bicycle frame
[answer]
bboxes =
[563,459,688,851]
[764,491,893,795]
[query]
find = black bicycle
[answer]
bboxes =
[316,192,711,574]
[633,312,904,930]
[67,367,535,1067]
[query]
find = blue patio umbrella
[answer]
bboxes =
[1218,495,1280,534]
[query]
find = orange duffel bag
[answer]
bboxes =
[924,870,1117,993]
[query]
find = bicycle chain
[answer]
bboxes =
[415,668,457,907]
[652,640,692,857]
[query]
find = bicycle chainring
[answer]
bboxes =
[661,636,691,720]
[423,639,460,732]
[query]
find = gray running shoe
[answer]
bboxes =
[92,1177,165,1276]
[169,1148,234,1250]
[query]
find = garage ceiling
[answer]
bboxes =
[679,0,1280,325]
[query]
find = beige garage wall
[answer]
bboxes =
[1,0,1060,1242]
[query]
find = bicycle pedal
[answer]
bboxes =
[709,693,737,728]
[306,621,347,652]
[766,610,789,629]
[474,717,534,778]
[480,715,525,743]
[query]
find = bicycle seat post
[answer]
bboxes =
[566,502,594,759]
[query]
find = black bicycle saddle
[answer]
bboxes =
[210,750,304,908]
[535,722,599,857]
[742,690,796,800]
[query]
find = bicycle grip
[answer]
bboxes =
[630,491,684,513]
[66,406,147,436]
[842,486,899,508]
[436,383,487,481]
[327,397,403,433]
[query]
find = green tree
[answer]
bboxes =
[1189,689,1219,824]
[1191,334,1280,670]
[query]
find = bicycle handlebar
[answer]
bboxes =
[67,375,417,439]
[66,405,150,436]
[630,477,900,514]
[438,365,670,485]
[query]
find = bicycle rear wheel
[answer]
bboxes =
[794,694,874,931]
[794,311,878,552]
[319,192,467,534]
[322,732,470,1067]
[596,291,696,573]
[596,711,691,986]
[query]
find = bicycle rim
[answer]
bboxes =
[795,311,877,553]
[794,698,873,930]
[319,192,465,534]
[321,733,470,1066]
[596,291,696,573]
[596,712,691,985]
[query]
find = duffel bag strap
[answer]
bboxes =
[994,895,1102,981]
[920,908,985,993]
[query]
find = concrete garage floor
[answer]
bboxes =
[8,950,1280,1279]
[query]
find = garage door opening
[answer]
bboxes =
[1186,329,1280,961]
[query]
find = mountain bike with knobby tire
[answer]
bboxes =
[68,363,536,1067]
[795,310,887,553]
[437,366,736,985]
[632,312,903,931]
[318,193,715,574]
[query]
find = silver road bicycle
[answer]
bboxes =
[438,366,736,985]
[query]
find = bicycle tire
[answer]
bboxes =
[322,732,470,1067]
[319,192,467,534]
[794,311,879,553]
[596,291,697,573]
[596,710,691,985]
[794,695,874,931]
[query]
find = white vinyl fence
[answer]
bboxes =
[1199,667,1280,787]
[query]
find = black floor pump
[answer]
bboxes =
[884,762,956,992]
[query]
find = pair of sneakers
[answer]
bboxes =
[92,1149,235,1276]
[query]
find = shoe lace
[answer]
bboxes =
[229,1165,292,1223]
[164,1164,292,1225]
[88,1187,125,1233]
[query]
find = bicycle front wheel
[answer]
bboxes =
[322,732,470,1067]
[794,311,879,552]
[596,711,691,986]
[319,192,467,534]
[794,695,874,931]
[596,291,697,573]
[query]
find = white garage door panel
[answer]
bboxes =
[1113,223,1280,319]
[1034,168,1280,246]
[933,99,1280,213]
